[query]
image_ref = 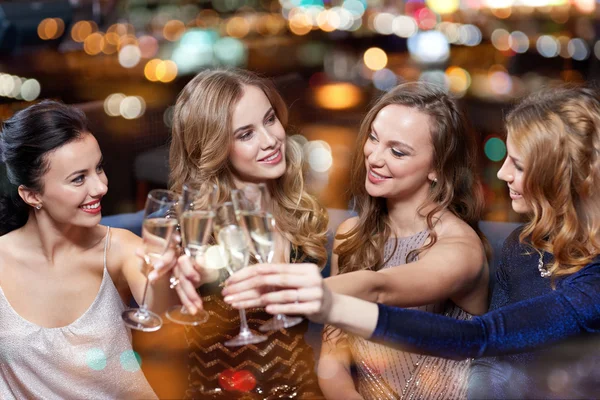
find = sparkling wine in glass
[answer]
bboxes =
[122,189,181,332]
[166,183,217,325]
[232,183,303,332]
[215,202,267,347]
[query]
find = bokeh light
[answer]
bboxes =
[536,35,559,58]
[484,137,507,162]
[372,69,398,91]
[20,79,41,101]
[407,31,450,63]
[363,47,387,71]
[426,0,459,14]
[314,83,362,110]
[120,350,142,372]
[392,16,418,38]
[163,20,186,42]
[104,93,126,117]
[86,348,107,371]
[120,96,146,120]
[118,45,142,68]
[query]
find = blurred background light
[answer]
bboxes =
[408,31,450,63]
[314,83,362,110]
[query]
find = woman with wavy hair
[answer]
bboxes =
[222,85,600,399]
[169,68,328,399]
[310,82,489,399]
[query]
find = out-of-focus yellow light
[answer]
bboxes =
[226,16,251,38]
[289,13,312,36]
[156,60,178,83]
[314,83,362,110]
[364,47,388,71]
[163,20,186,42]
[144,59,162,82]
[445,66,471,95]
[258,14,285,36]
[105,32,120,46]
[426,0,459,14]
[84,32,104,55]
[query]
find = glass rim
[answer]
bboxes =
[147,189,181,205]
[182,182,218,194]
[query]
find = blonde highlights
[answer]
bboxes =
[507,86,600,280]
[336,82,487,274]
[169,69,328,267]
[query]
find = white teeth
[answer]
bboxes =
[510,190,521,196]
[263,151,279,162]
[370,170,386,179]
[82,203,100,210]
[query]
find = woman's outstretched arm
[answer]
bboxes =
[223,262,600,360]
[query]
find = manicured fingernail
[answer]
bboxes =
[154,261,164,270]
[188,306,197,314]
[223,295,233,302]
[148,271,157,282]
[195,300,202,308]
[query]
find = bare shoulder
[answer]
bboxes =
[430,213,486,264]
[104,226,142,260]
[335,217,359,237]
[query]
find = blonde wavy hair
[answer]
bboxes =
[507,85,600,281]
[169,68,328,267]
[336,82,487,274]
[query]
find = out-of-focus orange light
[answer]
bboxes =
[289,14,312,36]
[144,59,162,82]
[84,32,104,55]
[71,21,96,43]
[156,60,178,83]
[118,34,138,51]
[163,20,186,41]
[226,16,251,38]
[314,83,362,110]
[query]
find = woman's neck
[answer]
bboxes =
[386,196,438,238]
[21,213,91,264]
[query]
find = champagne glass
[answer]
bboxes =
[232,183,303,332]
[166,183,217,325]
[122,189,181,332]
[215,202,267,347]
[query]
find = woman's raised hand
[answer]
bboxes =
[222,263,334,324]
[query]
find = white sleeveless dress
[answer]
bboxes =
[0,227,157,399]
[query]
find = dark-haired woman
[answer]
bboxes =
[0,100,178,399]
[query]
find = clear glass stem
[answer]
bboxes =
[137,270,151,316]
[238,308,251,335]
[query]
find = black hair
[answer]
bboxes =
[0,100,89,235]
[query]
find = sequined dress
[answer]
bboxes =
[0,227,157,400]
[347,230,472,400]
[184,250,323,399]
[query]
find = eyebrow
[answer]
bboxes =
[509,155,521,164]
[372,127,415,152]
[66,156,104,180]
[233,108,274,136]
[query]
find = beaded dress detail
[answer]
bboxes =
[184,248,323,399]
[347,230,472,400]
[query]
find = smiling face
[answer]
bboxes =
[228,85,286,187]
[34,133,108,226]
[497,133,530,214]
[363,104,436,202]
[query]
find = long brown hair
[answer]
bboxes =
[507,85,600,281]
[337,82,487,274]
[170,68,328,267]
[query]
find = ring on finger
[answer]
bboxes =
[169,275,180,289]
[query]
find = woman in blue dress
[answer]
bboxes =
[221,85,600,399]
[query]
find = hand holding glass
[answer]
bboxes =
[122,189,180,332]
[166,183,217,325]
[232,183,303,331]
[215,202,267,346]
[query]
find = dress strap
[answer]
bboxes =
[103,226,111,270]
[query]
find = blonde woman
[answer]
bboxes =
[169,69,328,399]
[222,85,600,399]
